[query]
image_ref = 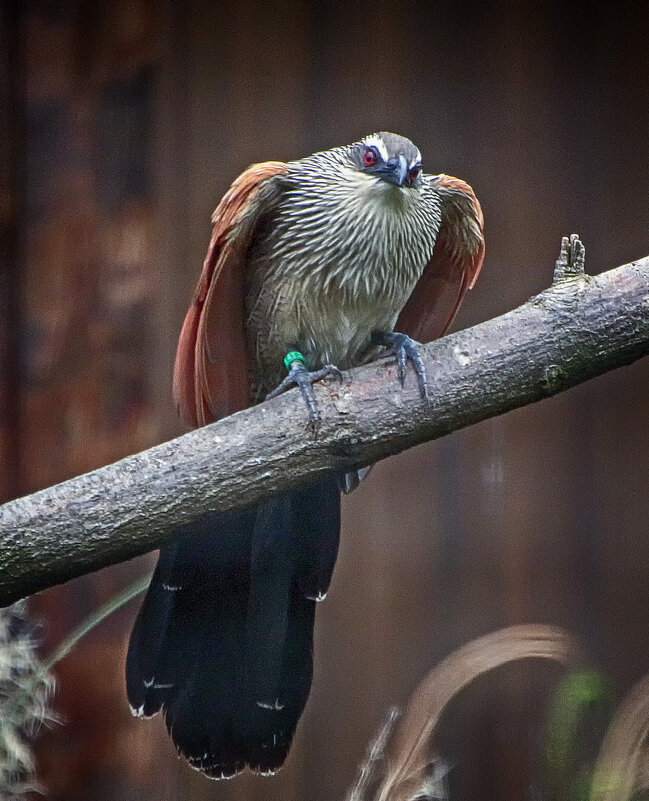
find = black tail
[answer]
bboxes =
[126,477,340,779]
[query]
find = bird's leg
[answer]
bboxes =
[371,331,429,398]
[266,351,342,426]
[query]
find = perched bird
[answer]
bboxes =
[126,132,484,780]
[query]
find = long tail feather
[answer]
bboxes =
[126,478,341,778]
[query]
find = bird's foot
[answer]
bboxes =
[266,352,342,427]
[372,331,429,398]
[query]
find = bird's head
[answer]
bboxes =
[353,132,423,189]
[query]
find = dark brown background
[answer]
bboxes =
[2,1,649,799]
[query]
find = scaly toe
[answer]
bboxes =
[266,360,343,427]
[372,331,428,398]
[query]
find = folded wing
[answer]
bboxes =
[172,161,289,427]
[396,174,485,342]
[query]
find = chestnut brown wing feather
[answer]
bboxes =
[173,162,288,428]
[396,174,485,343]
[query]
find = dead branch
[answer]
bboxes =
[1,236,648,604]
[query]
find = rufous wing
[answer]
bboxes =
[173,162,289,428]
[396,174,485,343]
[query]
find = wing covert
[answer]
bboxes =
[173,162,288,428]
[396,174,485,343]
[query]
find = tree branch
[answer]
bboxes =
[1,236,648,606]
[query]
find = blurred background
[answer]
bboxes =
[2,1,649,799]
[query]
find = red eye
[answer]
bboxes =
[363,148,378,166]
[409,165,422,181]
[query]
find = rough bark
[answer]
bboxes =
[1,237,648,605]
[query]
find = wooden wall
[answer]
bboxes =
[5,1,649,799]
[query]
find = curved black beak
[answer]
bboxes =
[378,154,408,187]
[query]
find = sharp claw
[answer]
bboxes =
[413,356,428,398]
[397,348,407,387]
[328,366,344,384]
[266,361,343,427]
[373,331,429,398]
[294,368,321,425]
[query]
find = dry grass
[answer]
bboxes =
[0,601,53,798]
[347,625,578,801]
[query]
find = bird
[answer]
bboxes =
[126,132,485,780]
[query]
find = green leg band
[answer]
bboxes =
[284,351,306,372]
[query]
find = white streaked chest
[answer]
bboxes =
[246,167,442,371]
